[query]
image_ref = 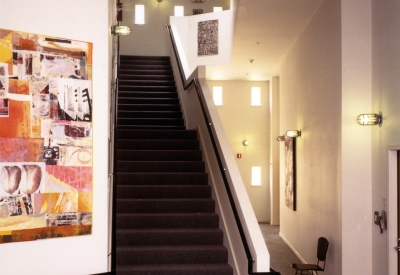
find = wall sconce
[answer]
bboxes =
[242,140,249,146]
[276,135,285,141]
[111,25,132,36]
[157,0,162,2]
[286,130,301,138]
[357,113,382,126]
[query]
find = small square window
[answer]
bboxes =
[175,6,184,16]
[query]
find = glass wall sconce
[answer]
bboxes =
[242,140,249,146]
[111,25,132,36]
[357,113,382,126]
[286,130,301,138]
[276,135,285,141]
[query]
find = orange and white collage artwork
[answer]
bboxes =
[0,28,93,243]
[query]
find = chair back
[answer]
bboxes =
[317,237,329,262]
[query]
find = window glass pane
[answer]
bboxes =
[135,5,145,24]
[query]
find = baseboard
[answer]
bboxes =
[278,232,307,264]
[278,233,318,275]
[257,219,269,223]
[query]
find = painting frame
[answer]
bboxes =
[285,136,296,211]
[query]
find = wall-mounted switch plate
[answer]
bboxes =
[192,0,204,2]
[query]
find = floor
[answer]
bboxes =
[259,223,308,275]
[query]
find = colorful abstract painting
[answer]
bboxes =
[0,28,93,243]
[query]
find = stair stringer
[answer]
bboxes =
[170,65,271,275]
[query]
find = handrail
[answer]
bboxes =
[110,34,120,273]
[166,23,280,275]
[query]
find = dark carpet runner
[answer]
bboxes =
[115,55,233,275]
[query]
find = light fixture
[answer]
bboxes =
[286,130,301,138]
[157,0,162,2]
[357,113,382,126]
[242,140,249,146]
[111,25,131,36]
[276,135,285,141]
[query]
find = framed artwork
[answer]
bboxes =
[198,20,218,56]
[285,136,296,210]
[193,9,203,15]
[0,28,93,243]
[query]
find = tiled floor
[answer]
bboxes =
[259,223,306,275]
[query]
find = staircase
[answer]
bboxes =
[115,55,233,275]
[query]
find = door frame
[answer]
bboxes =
[388,148,400,274]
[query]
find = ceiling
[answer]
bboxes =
[206,0,324,81]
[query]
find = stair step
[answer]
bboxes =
[117,161,205,173]
[119,79,175,86]
[117,139,199,150]
[118,118,184,126]
[120,55,170,61]
[120,60,170,66]
[119,74,174,81]
[116,213,220,229]
[119,64,172,70]
[116,198,215,213]
[116,228,223,246]
[119,85,176,92]
[118,125,186,130]
[118,97,179,105]
[116,264,233,275]
[117,172,208,186]
[118,104,181,111]
[118,111,182,119]
[116,129,197,140]
[116,185,211,199]
[118,91,178,99]
[116,245,228,265]
[117,150,202,161]
[119,69,173,76]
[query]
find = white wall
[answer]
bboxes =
[170,10,233,70]
[207,80,271,223]
[372,1,400,274]
[278,1,342,275]
[341,0,373,274]
[119,0,230,56]
[0,0,112,274]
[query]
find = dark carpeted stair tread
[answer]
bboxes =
[119,79,175,86]
[119,69,173,76]
[117,161,205,173]
[119,85,176,92]
[116,139,199,150]
[118,104,181,111]
[117,150,202,161]
[116,213,220,229]
[118,111,182,119]
[118,118,184,126]
[118,97,179,104]
[120,55,169,60]
[116,264,233,275]
[118,92,179,99]
[117,125,187,130]
[116,245,228,265]
[116,198,215,213]
[116,228,223,246]
[116,129,196,140]
[119,74,174,81]
[116,185,211,199]
[117,172,208,185]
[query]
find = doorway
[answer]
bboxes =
[388,149,400,274]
